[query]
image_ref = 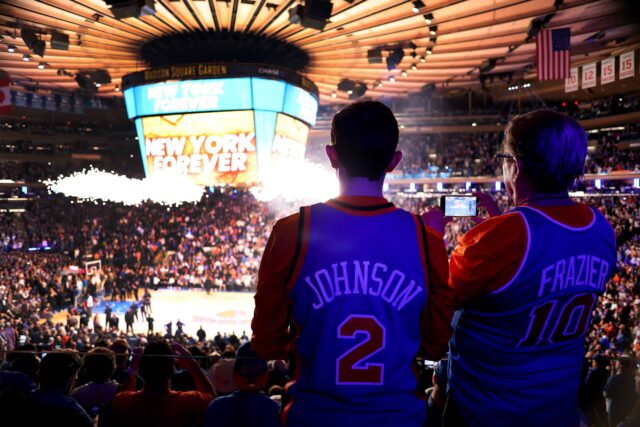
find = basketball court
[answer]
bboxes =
[70,290,256,338]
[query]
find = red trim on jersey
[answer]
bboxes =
[325,196,398,216]
[286,206,311,292]
[450,203,600,307]
[282,319,303,427]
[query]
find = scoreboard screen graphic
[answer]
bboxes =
[124,69,318,186]
[140,111,258,186]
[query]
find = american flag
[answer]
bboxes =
[536,28,571,80]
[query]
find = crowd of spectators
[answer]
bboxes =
[1,112,639,425]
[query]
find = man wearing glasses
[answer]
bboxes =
[424,110,617,427]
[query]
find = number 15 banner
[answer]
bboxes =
[620,51,635,79]
[601,57,615,85]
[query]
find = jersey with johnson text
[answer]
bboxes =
[284,201,430,427]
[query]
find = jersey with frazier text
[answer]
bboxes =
[449,205,617,427]
[284,200,430,427]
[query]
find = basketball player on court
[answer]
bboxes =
[252,101,454,427]
[424,110,617,427]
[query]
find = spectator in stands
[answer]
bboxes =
[580,354,610,426]
[71,347,120,419]
[99,340,214,427]
[425,359,448,427]
[23,350,93,427]
[203,342,281,427]
[425,110,617,427]
[604,357,638,427]
[253,101,453,427]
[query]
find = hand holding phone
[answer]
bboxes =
[440,195,478,217]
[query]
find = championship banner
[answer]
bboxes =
[0,70,10,114]
[619,51,635,79]
[565,67,578,93]
[140,110,258,186]
[581,63,596,89]
[600,57,615,85]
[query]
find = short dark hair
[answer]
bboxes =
[331,101,399,180]
[139,340,174,388]
[39,350,82,390]
[83,347,116,383]
[504,109,587,192]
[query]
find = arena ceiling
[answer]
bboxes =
[0,0,639,105]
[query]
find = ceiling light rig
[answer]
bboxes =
[411,63,417,70]
[419,56,426,63]
[7,44,16,52]
[423,13,433,24]
[389,76,396,82]
[411,1,425,13]
[429,25,438,36]
[37,62,46,69]
[22,54,31,62]
[426,47,433,55]
[401,70,408,77]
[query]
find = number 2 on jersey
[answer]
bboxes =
[336,315,385,385]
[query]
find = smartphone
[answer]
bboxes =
[440,195,478,217]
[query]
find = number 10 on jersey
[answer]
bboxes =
[336,315,386,385]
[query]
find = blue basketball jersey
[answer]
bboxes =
[284,201,429,427]
[449,206,617,427]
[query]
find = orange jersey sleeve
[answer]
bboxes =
[420,226,454,360]
[251,212,299,360]
[450,203,597,307]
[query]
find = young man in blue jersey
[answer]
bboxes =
[423,110,617,427]
[252,100,454,427]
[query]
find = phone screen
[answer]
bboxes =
[441,196,478,217]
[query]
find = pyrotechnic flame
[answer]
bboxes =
[250,160,338,203]
[45,169,205,206]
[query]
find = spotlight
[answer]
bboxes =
[95,82,101,88]
[423,13,433,24]
[349,83,367,99]
[347,89,353,95]
[374,80,383,88]
[426,47,433,55]
[386,46,404,71]
[289,0,334,30]
[337,78,356,93]
[401,70,408,77]
[411,63,417,70]
[389,76,396,82]
[430,36,437,43]
[105,0,156,19]
[21,28,46,57]
[429,25,438,35]
[37,62,46,69]
[22,54,31,62]
[331,91,336,98]
[419,56,426,63]
[115,85,120,91]
[472,122,477,127]
[367,48,383,64]
[411,1,425,13]
[7,44,16,53]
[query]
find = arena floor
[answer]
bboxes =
[61,290,256,338]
